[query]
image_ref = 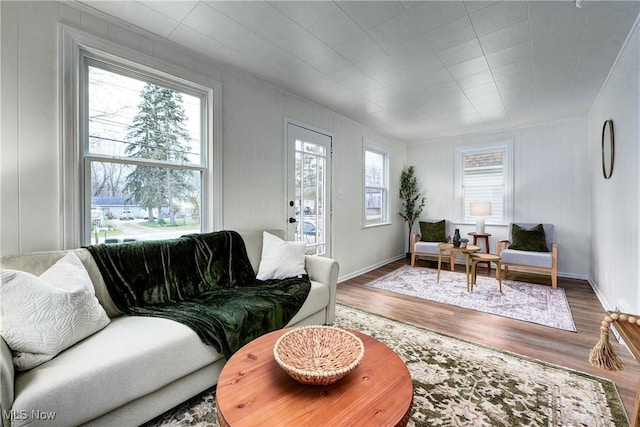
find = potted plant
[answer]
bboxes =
[398,166,426,258]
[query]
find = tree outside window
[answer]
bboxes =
[84,61,206,244]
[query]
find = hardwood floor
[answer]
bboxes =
[336,258,640,421]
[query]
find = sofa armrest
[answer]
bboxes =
[411,233,421,249]
[0,336,14,427]
[305,256,339,325]
[497,240,509,255]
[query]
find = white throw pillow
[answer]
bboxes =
[0,252,111,371]
[256,231,307,280]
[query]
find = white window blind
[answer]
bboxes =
[455,142,512,225]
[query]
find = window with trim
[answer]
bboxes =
[67,43,219,247]
[454,142,513,225]
[363,142,389,227]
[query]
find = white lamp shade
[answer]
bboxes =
[470,202,492,234]
[470,202,492,217]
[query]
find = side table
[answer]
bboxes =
[468,232,491,270]
[437,243,481,291]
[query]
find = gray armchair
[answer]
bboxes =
[411,219,453,268]
[497,223,558,288]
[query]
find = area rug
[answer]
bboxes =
[365,265,576,332]
[146,304,627,427]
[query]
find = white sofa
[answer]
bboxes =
[0,230,339,427]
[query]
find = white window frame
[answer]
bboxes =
[363,139,390,228]
[454,140,513,226]
[59,25,222,248]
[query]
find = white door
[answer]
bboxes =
[286,122,332,256]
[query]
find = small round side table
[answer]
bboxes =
[467,232,491,270]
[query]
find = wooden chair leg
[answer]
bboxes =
[496,261,502,293]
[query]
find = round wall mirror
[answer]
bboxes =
[601,119,614,179]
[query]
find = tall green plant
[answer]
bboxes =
[399,166,425,253]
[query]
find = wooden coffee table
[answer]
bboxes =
[216,328,413,427]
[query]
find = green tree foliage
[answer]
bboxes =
[125,84,193,226]
[399,166,425,252]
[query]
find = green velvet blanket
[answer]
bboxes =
[85,230,311,358]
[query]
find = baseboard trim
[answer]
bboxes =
[338,254,405,283]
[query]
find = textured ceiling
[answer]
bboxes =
[75,1,640,143]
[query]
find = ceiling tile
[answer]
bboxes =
[306,49,352,75]
[413,68,455,89]
[438,39,484,67]
[371,67,412,87]
[387,36,434,63]
[455,70,495,89]
[491,60,532,80]
[333,32,385,64]
[462,81,500,99]
[408,1,468,33]
[307,7,362,47]
[463,2,498,15]
[367,11,422,51]
[403,54,445,76]
[223,28,277,60]
[531,24,583,56]
[425,16,476,53]
[529,4,589,39]
[495,73,534,92]
[182,3,243,42]
[469,1,527,37]
[270,1,337,28]
[247,7,328,60]
[448,56,490,79]
[485,42,532,69]
[336,1,406,30]
[91,1,180,38]
[203,1,270,25]
[479,21,530,55]
[138,1,197,23]
[356,52,397,76]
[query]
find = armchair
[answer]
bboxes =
[411,219,453,269]
[497,223,558,288]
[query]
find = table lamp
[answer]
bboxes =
[470,202,492,234]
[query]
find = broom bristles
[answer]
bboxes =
[589,330,624,371]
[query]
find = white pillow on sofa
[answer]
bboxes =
[256,231,307,280]
[0,252,111,371]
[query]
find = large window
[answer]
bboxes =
[363,142,389,227]
[61,27,220,247]
[455,142,513,225]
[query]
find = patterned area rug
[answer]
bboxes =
[366,265,576,331]
[146,304,627,427]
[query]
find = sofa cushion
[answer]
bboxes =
[500,248,553,269]
[12,316,223,427]
[285,280,330,325]
[419,220,446,242]
[509,224,548,252]
[414,241,442,255]
[256,231,307,280]
[0,253,110,371]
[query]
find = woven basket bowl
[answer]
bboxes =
[273,325,365,386]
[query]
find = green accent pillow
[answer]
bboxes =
[419,220,446,242]
[509,224,549,252]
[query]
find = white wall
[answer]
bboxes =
[588,19,640,313]
[407,117,590,279]
[0,1,407,280]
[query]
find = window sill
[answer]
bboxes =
[363,222,391,229]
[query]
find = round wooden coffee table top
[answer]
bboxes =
[216,327,413,427]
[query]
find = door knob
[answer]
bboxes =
[288,217,297,223]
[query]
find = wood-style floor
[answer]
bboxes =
[336,258,639,421]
